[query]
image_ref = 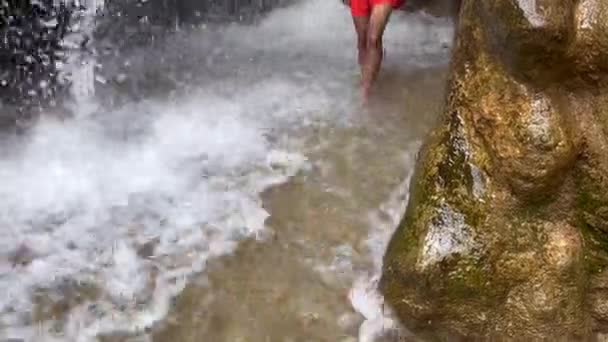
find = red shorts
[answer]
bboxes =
[350,0,406,17]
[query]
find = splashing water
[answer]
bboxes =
[0,0,454,340]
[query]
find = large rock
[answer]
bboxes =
[380,0,608,339]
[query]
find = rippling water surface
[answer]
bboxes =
[0,1,454,340]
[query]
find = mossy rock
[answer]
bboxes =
[380,0,608,339]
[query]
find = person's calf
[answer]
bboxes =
[362,35,383,88]
[366,33,384,72]
[357,38,367,68]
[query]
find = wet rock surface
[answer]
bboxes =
[380,0,608,339]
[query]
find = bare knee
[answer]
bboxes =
[367,34,382,50]
[357,36,367,51]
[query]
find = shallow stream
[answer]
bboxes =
[0,1,454,340]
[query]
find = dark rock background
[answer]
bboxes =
[0,0,293,129]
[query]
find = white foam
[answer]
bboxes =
[349,143,422,342]
[0,90,311,340]
[0,61,331,342]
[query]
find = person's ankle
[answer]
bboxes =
[360,83,371,102]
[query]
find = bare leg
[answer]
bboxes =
[361,3,393,99]
[352,15,370,75]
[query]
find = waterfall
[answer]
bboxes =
[63,0,103,108]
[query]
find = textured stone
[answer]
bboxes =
[380,0,608,339]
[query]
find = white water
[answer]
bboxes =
[348,143,420,342]
[0,0,453,340]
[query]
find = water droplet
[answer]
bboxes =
[40,18,58,28]
[115,74,127,83]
